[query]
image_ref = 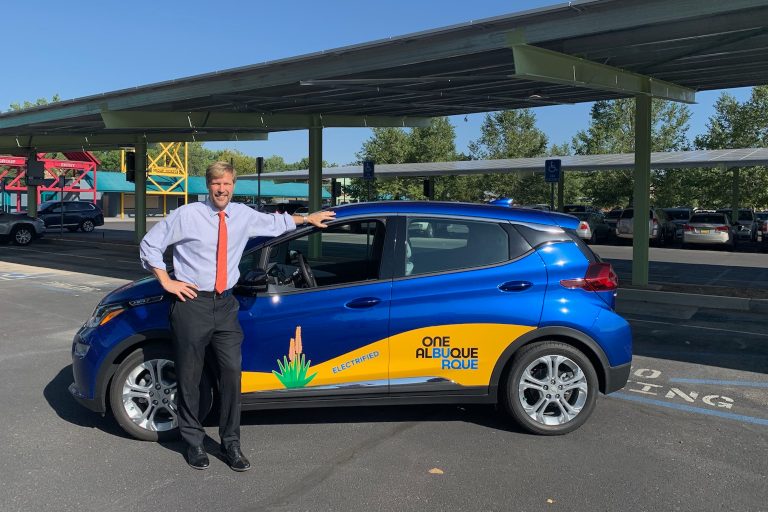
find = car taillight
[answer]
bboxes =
[684,224,693,232]
[560,262,618,292]
[715,226,729,232]
[579,222,589,230]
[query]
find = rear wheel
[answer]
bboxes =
[109,345,213,441]
[503,341,598,435]
[10,225,34,246]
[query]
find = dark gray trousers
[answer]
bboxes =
[170,293,243,448]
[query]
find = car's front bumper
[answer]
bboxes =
[68,382,105,413]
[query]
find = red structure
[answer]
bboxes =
[0,152,99,211]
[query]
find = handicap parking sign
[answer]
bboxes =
[544,159,561,183]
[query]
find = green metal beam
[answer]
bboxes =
[632,94,652,286]
[0,132,268,153]
[511,45,696,104]
[101,111,432,130]
[135,142,148,242]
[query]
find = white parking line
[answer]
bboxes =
[1,246,105,260]
[629,318,768,338]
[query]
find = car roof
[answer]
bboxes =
[329,201,579,229]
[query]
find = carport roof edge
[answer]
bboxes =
[1,0,767,145]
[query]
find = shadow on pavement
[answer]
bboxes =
[43,365,130,439]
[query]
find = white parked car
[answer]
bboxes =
[682,212,737,249]
[616,208,675,246]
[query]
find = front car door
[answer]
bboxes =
[236,216,395,405]
[388,215,548,397]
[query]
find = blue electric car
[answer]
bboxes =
[70,202,632,439]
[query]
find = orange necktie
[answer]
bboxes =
[215,210,228,293]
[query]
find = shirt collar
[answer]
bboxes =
[204,197,232,217]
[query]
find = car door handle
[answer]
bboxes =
[345,297,381,309]
[498,281,533,292]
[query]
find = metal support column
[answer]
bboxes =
[135,142,148,242]
[308,118,323,257]
[27,185,38,217]
[557,171,565,212]
[731,166,740,224]
[632,94,652,286]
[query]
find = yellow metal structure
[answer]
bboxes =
[120,142,189,218]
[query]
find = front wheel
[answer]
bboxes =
[503,341,598,435]
[109,345,213,441]
[11,225,34,246]
[80,219,95,232]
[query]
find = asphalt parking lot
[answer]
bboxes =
[0,237,766,511]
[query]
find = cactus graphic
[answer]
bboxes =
[273,326,317,389]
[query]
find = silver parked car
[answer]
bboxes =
[0,211,46,246]
[683,212,737,250]
[616,208,675,246]
[716,208,757,242]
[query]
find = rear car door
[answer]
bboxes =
[388,216,547,397]
[236,216,395,403]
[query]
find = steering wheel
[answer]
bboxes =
[290,251,317,288]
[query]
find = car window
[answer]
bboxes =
[404,218,510,276]
[690,214,729,224]
[48,204,63,213]
[64,203,82,212]
[605,210,622,219]
[665,210,691,221]
[264,219,387,290]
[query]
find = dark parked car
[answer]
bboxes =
[0,211,46,245]
[716,208,757,241]
[572,212,612,243]
[662,208,693,239]
[38,200,104,232]
[603,209,623,234]
[70,201,632,439]
[757,211,768,243]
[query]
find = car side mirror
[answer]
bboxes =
[234,269,268,296]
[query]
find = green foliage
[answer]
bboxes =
[571,98,692,208]
[272,353,317,389]
[8,94,61,112]
[692,86,768,209]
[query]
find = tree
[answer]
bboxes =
[8,94,61,112]
[571,98,692,208]
[693,86,768,209]
[466,110,549,203]
[348,118,460,201]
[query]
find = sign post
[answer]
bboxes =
[544,159,561,211]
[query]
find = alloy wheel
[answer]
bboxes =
[517,355,588,426]
[121,358,178,432]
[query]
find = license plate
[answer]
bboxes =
[700,229,710,234]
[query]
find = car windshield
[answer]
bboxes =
[756,212,768,221]
[619,209,653,220]
[605,210,622,219]
[690,214,728,224]
[717,210,753,221]
[665,210,691,220]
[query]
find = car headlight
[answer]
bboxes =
[86,303,126,328]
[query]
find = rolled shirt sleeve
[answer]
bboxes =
[139,209,182,272]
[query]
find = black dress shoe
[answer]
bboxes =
[186,445,210,470]
[221,444,251,472]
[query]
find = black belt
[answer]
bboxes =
[196,289,233,298]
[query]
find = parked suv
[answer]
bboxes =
[69,202,632,439]
[662,207,693,239]
[0,211,46,245]
[616,208,675,245]
[716,208,757,241]
[757,211,768,243]
[38,200,104,232]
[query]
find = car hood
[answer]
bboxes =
[101,276,165,305]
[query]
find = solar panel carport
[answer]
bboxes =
[1,0,768,284]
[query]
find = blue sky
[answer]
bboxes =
[2,0,751,166]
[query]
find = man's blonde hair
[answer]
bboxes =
[205,161,237,185]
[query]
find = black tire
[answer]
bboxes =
[109,344,213,442]
[80,219,95,232]
[10,225,34,246]
[503,341,598,435]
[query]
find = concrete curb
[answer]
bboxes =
[618,288,768,313]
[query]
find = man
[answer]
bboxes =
[139,161,334,471]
